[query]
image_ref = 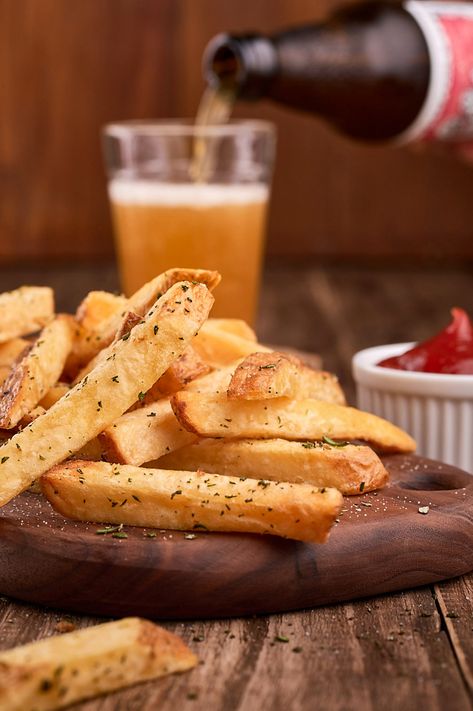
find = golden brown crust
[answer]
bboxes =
[0,315,74,429]
[171,392,416,454]
[227,351,346,404]
[0,617,197,711]
[157,438,389,494]
[42,460,343,543]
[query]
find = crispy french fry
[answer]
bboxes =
[0,617,197,711]
[64,268,220,378]
[99,398,197,465]
[0,281,213,506]
[171,392,416,453]
[206,318,257,341]
[75,290,126,330]
[193,323,271,366]
[157,437,388,494]
[0,338,30,384]
[144,346,212,401]
[227,351,345,404]
[0,316,74,429]
[0,286,54,343]
[41,460,343,543]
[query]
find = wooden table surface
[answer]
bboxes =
[1,261,472,711]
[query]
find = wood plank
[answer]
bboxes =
[1,588,471,711]
[435,577,473,695]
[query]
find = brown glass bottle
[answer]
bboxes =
[203,1,431,141]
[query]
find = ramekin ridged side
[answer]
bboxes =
[352,343,473,473]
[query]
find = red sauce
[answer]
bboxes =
[378,308,473,374]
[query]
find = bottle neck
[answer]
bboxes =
[204,2,430,141]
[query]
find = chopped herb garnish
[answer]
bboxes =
[147,412,156,417]
[138,391,146,402]
[275,634,289,643]
[258,364,276,370]
[170,490,182,500]
[132,494,141,502]
[112,532,128,539]
[322,435,349,447]
[193,522,208,530]
[257,480,270,489]
[96,525,122,535]
[0,456,9,464]
[145,532,157,538]
[154,325,159,335]
[359,481,365,493]
[121,332,130,341]
[111,375,119,383]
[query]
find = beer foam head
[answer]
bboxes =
[109,180,268,206]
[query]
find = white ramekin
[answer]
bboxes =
[352,343,473,474]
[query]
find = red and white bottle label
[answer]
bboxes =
[400,1,473,143]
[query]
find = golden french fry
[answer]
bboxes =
[41,460,343,543]
[0,617,197,711]
[157,437,388,494]
[75,290,126,330]
[99,398,197,465]
[0,281,213,507]
[64,268,221,376]
[193,323,271,366]
[206,318,257,341]
[0,316,74,429]
[0,338,30,385]
[171,392,416,453]
[227,351,345,404]
[0,286,54,343]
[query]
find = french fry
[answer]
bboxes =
[0,281,213,507]
[193,323,271,366]
[157,437,388,494]
[64,268,220,376]
[171,392,416,453]
[75,289,126,330]
[0,316,74,429]
[0,338,30,384]
[99,398,197,466]
[41,460,343,543]
[142,346,212,401]
[206,318,257,341]
[227,351,345,404]
[0,286,54,342]
[0,617,197,711]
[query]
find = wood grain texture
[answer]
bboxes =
[1,1,473,262]
[0,454,471,619]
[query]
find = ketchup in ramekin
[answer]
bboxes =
[378,307,473,375]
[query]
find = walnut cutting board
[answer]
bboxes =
[0,454,471,619]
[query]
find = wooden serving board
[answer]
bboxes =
[0,454,471,619]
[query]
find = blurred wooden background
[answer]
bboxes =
[0,0,472,263]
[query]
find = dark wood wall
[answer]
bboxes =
[0,0,472,263]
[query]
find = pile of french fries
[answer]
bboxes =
[0,270,417,710]
[0,269,415,545]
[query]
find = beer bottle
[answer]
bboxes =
[203,1,473,144]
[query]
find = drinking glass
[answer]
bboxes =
[102,120,276,323]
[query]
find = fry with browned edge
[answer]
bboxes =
[0,617,196,711]
[41,460,343,543]
[171,392,416,453]
[156,437,388,494]
[0,281,213,507]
